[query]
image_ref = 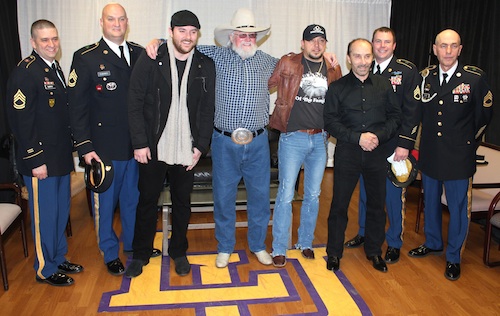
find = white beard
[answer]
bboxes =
[233,43,257,60]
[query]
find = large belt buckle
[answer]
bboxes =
[231,128,253,145]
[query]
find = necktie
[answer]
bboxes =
[441,73,448,86]
[119,45,129,67]
[375,64,381,74]
[52,62,66,87]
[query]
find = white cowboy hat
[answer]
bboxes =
[214,8,271,46]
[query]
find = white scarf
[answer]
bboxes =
[157,40,194,165]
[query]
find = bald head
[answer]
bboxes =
[433,29,462,72]
[435,29,461,46]
[100,2,128,44]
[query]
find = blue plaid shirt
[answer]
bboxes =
[197,45,278,132]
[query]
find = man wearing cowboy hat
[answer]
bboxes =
[197,8,276,268]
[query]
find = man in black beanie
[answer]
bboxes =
[125,10,215,277]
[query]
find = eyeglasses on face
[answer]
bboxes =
[234,32,257,39]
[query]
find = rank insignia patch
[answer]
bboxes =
[68,69,78,87]
[13,89,26,109]
[484,91,493,107]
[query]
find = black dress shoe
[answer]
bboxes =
[151,248,162,257]
[58,260,84,274]
[36,273,74,286]
[125,259,148,278]
[445,262,461,281]
[326,256,340,271]
[384,247,400,264]
[106,258,125,276]
[124,248,162,258]
[173,256,191,276]
[344,235,365,248]
[367,255,388,272]
[408,245,443,258]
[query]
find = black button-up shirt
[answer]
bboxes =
[324,71,401,146]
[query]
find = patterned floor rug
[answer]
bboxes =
[99,234,371,315]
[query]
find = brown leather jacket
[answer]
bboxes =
[268,52,342,132]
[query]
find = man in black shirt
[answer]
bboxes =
[323,38,401,273]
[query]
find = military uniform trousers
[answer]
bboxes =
[24,174,71,279]
[91,158,139,263]
[421,173,470,263]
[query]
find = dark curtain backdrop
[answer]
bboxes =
[391,0,500,145]
[0,0,21,139]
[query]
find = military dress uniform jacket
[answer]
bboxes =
[375,56,421,151]
[68,38,143,161]
[6,50,73,177]
[128,44,216,158]
[419,63,493,180]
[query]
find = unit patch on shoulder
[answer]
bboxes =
[13,89,26,109]
[396,58,416,69]
[68,69,78,88]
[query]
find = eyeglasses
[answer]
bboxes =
[235,33,257,39]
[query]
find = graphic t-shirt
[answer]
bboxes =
[287,57,328,131]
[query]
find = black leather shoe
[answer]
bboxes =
[151,248,162,257]
[125,259,148,278]
[445,262,461,281]
[36,273,74,286]
[173,256,191,276]
[58,260,84,274]
[124,248,162,258]
[384,247,400,264]
[326,256,340,271]
[408,245,443,258]
[106,258,125,276]
[344,235,365,248]
[367,255,388,272]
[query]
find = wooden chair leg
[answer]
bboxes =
[0,234,8,290]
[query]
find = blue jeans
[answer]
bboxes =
[271,131,327,256]
[211,129,271,254]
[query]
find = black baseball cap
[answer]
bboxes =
[171,10,201,29]
[303,24,327,41]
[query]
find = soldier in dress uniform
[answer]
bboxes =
[68,3,158,276]
[344,27,421,264]
[408,29,493,281]
[6,19,83,286]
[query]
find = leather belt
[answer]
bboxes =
[214,127,265,137]
[298,129,323,135]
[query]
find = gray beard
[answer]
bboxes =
[233,44,257,60]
